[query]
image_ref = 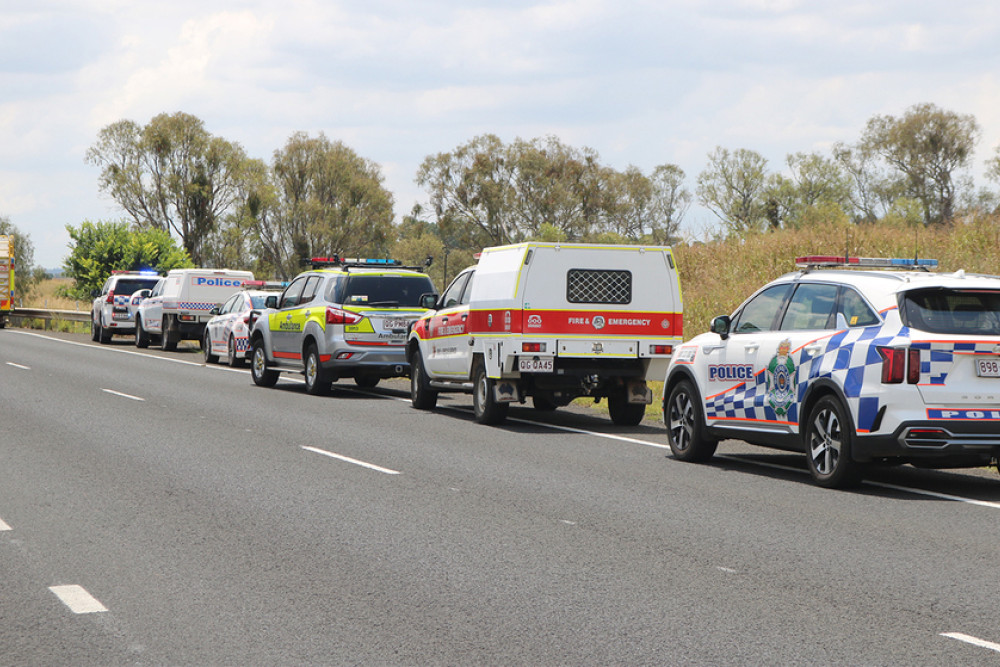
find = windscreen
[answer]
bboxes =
[250,295,270,309]
[115,278,159,296]
[900,288,1000,335]
[337,274,435,308]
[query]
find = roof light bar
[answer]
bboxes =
[309,256,404,269]
[795,255,938,270]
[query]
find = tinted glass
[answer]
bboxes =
[840,288,880,327]
[732,284,792,333]
[114,278,159,296]
[440,272,471,309]
[339,274,435,308]
[280,277,308,308]
[901,288,1000,335]
[780,283,838,331]
[250,295,269,309]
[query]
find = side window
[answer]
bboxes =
[299,276,322,305]
[779,283,839,331]
[732,284,792,334]
[280,277,308,309]
[441,272,472,309]
[459,272,475,306]
[839,287,880,327]
[225,294,241,314]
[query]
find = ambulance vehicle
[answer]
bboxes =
[407,242,684,426]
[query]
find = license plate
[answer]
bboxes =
[112,311,130,320]
[975,358,1000,377]
[382,318,411,330]
[519,357,554,373]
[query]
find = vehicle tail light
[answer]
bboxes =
[106,290,114,304]
[243,312,252,325]
[879,346,920,384]
[326,307,363,325]
[650,344,673,355]
[522,342,545,353]
[907,348,921,384]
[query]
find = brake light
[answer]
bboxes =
[879,346,920,384]
[326,307,363,325]
[106,290,114,304]
[650,344,673,355]
[522,342,545,353]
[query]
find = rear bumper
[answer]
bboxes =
[856,420,1000,464]
[320,345,410,378]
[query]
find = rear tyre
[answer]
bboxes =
[354,375,380,389]
[98,319,112,344]
[203,332,218,364]
[666,380,718,462]
[91,315,100,342]
[804,395,863,488]
[303,344,331,396]
[160,317,177,351]
[410,351,438,410]
[532,395,558,411]
[135,319,150,348]
[473,364,508,425]
[608,391,645,426]
[249,338,279,387]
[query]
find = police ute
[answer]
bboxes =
[134,268,255,351]
[663,254,1000,488]
[407,242,684,426]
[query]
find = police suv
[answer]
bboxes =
[248,257,436,394]
[90,270,161,343]
[663,255,1000,488]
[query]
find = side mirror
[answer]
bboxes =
[265,295,278,309]
[90,289,100,298]
[209,305,221,315]
[419,292,438,310]
[135,289,152,300]
[711,315,732,340]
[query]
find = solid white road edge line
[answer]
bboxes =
[5,361,30,370]
[12,330,204,367]
[49,585,108,614]
[101,388,145,401]
[941,632,1000,653]
[301,446,401,475]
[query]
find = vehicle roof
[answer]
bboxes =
[774,268,1000,295]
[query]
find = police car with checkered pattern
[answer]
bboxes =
[663,255,1000,488]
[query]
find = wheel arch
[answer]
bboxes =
[799,378,859,437]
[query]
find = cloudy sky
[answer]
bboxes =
[4,0,1000,269]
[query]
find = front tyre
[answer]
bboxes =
[303,344,331,396]
[203,332,218,364]
[135,318,150,348]
[666,380,718,462]
[227,335,243,367]
[410,351,438,410]
[473,364,508,425]
[249,338,279,387]
[804,395,863,488]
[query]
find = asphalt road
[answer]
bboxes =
[3,328,1000,665]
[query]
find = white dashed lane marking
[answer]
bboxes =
[49,585,108,614]
[101,388,145,401]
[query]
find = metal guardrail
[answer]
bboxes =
[7,308,91,324]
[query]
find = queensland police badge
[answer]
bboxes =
[766,338,796,416]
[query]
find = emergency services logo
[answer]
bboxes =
[766,338,796,416]
[527,314,543,328]
[592,315,605,330]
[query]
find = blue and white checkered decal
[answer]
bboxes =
[705,324,909,432]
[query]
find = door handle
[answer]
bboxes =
[744,343,759,352]
[804,344,823,356]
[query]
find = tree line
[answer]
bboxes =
[46,102,1000,295]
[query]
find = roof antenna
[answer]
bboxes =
[844,227,850,264]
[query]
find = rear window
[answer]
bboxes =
[114,278,159,296]
[333,274,435,308]
[900,288,1000,335]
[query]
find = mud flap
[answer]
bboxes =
[627,380,653,404]
[494,380,520,403]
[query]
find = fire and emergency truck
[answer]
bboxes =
[407,242,684,425]
[0,235,12,329]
